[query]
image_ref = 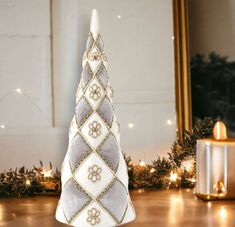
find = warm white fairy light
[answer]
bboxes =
[0,124,5,129]
[169,172,178,182]
[42,169,52,178]
[128,123,135,129]
[150,168,156,173]
[181,159,194,171]
[190,178,197,183]
[25,179,31,186]
[117,15,122,19]
[15,88,22,94]
[166,119,172,125]
[139,160,146,167]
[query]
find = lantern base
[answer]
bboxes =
[195,192,234,201]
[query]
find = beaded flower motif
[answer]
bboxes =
[88,165,102,182]
[88,121,101,138]
[87,208,100,225]
[89,84,102,101]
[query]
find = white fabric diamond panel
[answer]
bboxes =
[74,153,114,197]
[55,9,136,226]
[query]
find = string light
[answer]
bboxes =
[117,15,122,19]
[190,178,197,183]
[181,159,194,171]
[150,168,156,173]
[0,125,5,129]
[25,179,31,186]
[15,88,22,94]
[128,123,135,129]
[139,160,146,167]
[169,172,178,182]
[167,119,172,125]
[42,169,52,178]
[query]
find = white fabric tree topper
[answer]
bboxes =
[55,9,136,227]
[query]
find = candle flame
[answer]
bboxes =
[213,121,227,140]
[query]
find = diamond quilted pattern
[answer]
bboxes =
[86,32,95,53]
[88,46,102,73]
[56,10,136,227]
[68,133,92,172]
[75,97,93,127]
[95,34,104,53]
[80,113,109,150]
[95,62,108,89]
[81,63,93,89]
[98,179,128,223]
[61,178,91,223]
[97,97,114,127]
[74,153,114,197]
[84,77,105,109]
[97,133,120,171]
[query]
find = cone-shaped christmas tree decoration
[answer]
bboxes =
[55,9,136,227]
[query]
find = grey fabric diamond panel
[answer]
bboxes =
[81,63,93,88]
[97,97,114,126]
[95,34,104,53]
[68,134,92,171]
[97,133,120,171]
[96,63,108,89]
[76,97,92,127]
[99,180,128,223]
[61,179,91,222]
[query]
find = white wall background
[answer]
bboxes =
[0,0,175,171]
[189,0,235,60]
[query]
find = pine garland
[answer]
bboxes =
[0,117,214,197]
[126,117,214,189]
[0,161,61,198]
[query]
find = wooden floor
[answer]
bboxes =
[0,189,235,227]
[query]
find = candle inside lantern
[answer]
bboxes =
[213,121,227,140]
[196,121,235,200]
